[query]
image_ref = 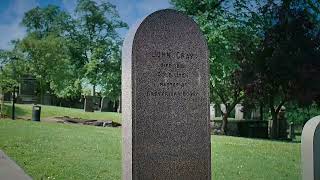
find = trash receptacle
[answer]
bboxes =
[32,105,41,121]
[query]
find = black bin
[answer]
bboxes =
[32,105,41,121]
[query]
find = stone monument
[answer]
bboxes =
[235,104,244,120]
[301,115,320,180]
[84,96,94,112]
[210,104,215,120]
[122,9,211,180]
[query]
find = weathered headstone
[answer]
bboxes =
[122,9,211,180]
[215,104,221,117]
[84,96,94,112]
[235,104,244,120]
[210,104,215,120]
[220,104,226,116]
[100,97,110,112]
[18,75,37,104]
[301,116,320,180]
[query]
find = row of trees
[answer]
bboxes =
[1,0,320,139]
[171,0,320,138]
[0,0,127,104]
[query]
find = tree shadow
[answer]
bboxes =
[2,104,31,119]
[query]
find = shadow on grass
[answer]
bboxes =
[3,104,31,118]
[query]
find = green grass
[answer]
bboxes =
[3,103,121,123]
[0,120,301,180]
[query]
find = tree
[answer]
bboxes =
[20,5,82,101]
[171,0,259,134]
[73,0,127,96]
[20,34,78,101]
[240,0,320,138]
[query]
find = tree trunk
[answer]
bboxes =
[0,87,3,118]
[270,106,279,139]
[259,102,263,121]
[92,84,96,97]
[221,112,229,135]
[117,95,121,113]
[39,80,44,104]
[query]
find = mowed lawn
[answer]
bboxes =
[3,103,121,123]
[0,120,301,180]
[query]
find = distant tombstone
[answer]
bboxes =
[301,116,320,180]
[215,104,221,117]
[84,96,94,112]
[18,75,37,104]
[251,109,260,120]
[0,89,3,117]
[220,104,226,115]
[235,104,244,120]
[210,104,215,120]
[122,9,211,180]
[288,122,295,141]
[100,97,110,112]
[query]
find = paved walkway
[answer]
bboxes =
[0,150,32,180]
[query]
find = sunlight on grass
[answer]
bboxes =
[0,120,301,180]
[3,103,121,123]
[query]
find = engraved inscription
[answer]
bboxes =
[151,50,196,60]
[148,49,199,97]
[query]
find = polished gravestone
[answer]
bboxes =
[122,9,211,180]
[301,116,320,180]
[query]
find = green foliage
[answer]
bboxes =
[21,5,72,37]
[0,47,28,93]
[72,0,128,96]
[20,34,79,98]
[1,1,127,101]
[286,103,320,125]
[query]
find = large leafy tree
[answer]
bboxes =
[20,5,80,102]
[171,0,260,134]
[73,0,127,97]
[240,0,320,138]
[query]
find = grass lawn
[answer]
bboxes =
[0,119,301,180]
[3,103,121,123]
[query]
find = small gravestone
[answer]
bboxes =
[220,104,226,116]
[100,97,110,112]
[215,104,221,117]
[84,96,94,112]
[18,75,37,104]
[210,104,215,120]
[122,9,211,180]
[301,116,320,180]
[235,104,244,120]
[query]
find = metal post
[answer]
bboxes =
[11,56,17,120]
[12,86,15,120]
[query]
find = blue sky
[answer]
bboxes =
[0,0,172,50]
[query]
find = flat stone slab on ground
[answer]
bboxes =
[0,150,32,180]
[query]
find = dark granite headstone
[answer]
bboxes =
[18,75,38,104]
[122,9,211,180]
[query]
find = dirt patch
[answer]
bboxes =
[52,116,121,127]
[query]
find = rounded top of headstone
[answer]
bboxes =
[123,9,208,56]
[302,115,320,142]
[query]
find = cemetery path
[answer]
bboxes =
[0,150,32,180]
